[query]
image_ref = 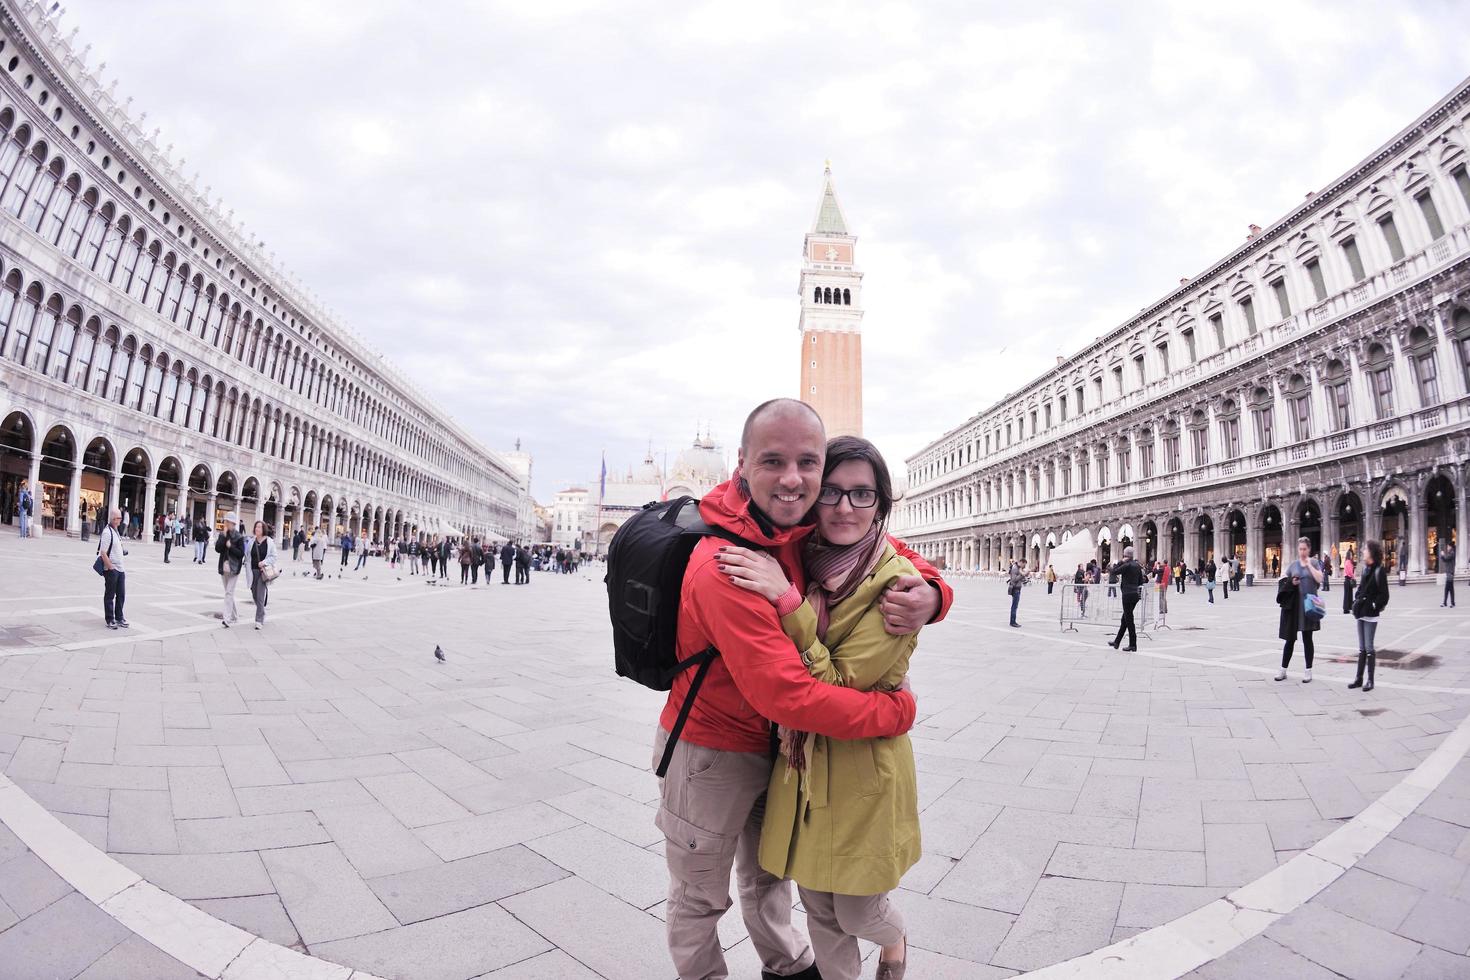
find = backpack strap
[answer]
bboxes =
[652,519,771,779]
[656,646,716,778]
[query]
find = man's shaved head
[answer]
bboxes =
[740,398,824,454]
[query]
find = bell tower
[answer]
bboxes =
[798,164,863,437]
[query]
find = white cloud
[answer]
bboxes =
[60,0,1470,498]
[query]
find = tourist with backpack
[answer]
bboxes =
[609,399,950,980]
[1350,540,1389,692]
[715,435,920,980]
[1275,536,1324,684]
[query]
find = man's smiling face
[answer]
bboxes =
[738,403,825,528]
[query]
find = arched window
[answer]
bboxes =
[1454,310,1470,391]
[4,141,44,218]
[1324,358,1351,431]
[38,166,73,242]
[187,371,206,431]
[92,327,118,399]
[1249,386,1274,450]
[843,288,850,305]
[1406,326,1439,405]
[1189,410,1209,465]
[0,271,18,356]
[111,336,135,404]
[47,302,78,382]
[27,293,59,374]
[80,199,111,269]
[1285,373,1311,441]
[57,180,88,254]
[7,282,40,363]
[144,354,167,416]
[0,124,26,200]
[1218,399,1240,458]
[813,286,821,303]
[1366,342,1395,419]
[69,315,97,389]
[823,287,832,304]
[160,360,182,422]
[125,342,148,409]
[141,248,169,309]
[113,230,142,293]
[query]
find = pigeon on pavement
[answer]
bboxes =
[434,645,446,663]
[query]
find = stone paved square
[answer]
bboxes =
[0,534,1467,978]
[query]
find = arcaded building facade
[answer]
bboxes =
[0,2,525,544]
[896,78,1470,582]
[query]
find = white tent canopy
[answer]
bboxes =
[1046,528,1097,575]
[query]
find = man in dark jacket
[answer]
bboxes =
[515,543,531,584]
[1107,546,1148,651]
[500,542,514,584]
[469,537,483,584]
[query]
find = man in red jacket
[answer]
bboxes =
[656,399,952,980]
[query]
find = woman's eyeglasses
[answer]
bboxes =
[817,486,878,508]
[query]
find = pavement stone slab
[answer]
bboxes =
[367,843,566,925]
[260,842,398,945]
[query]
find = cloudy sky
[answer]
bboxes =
[63,0,1470,498]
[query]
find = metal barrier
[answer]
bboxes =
[1058,582,1157,640]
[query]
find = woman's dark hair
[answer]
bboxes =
[822,435,897,522]
[253,520,266,536]
[1365,539,1383,566]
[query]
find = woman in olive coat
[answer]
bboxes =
[719,436,918,980]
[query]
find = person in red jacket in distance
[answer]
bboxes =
[656,398,952,980]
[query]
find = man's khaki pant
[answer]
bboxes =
[653,727,813,980]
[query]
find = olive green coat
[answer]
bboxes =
[758,544,921,896]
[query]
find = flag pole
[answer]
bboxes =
[594,450,607,556]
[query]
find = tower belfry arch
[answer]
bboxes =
[797,163,864,437]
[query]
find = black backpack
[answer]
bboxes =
[606,495,760,777]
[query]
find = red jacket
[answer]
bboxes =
[661,478,954,755]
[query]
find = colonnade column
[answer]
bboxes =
[207,492,218,528]
[25,452,40,536]
[1407,485,1428,575]
[66,464,82,539]
[108,470,121,518]
[1457,476,1469,574]
[141,478,155,544]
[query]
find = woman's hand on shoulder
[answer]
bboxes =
[716,546,790,602]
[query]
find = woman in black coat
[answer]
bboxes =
[1350,540,1389,692]
[1275,537,1324,684]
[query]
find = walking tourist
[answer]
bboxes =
[516,543,531,584]
[1073,563,1089,617]
[1350,540,1389,693]
[1045,564,1056,594]
[1275,536,1324,683]
[1341,549,1356,615]
[646,399,949,980]
[245,520,277,629]
[216,512,244,627]
[310,528,327,579]
[715,435,923,980]
[355,531,370,571]
[16,478,32,538]
[79,498,89,542]
[1205,557,1217,603]
[162,512,175,563]
[1107,546,1146,651]
[501,540,514,584]
[1441,540,1456,607]
[439,536,452,580]
[470,537,483,584]
[193,516,210,563]
[1321,553,1332,593]
[98,507,127,629]
[1006,560,1025,627]
[338,526,353,571]
[460,540,472,584]
[292,526,305,562]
